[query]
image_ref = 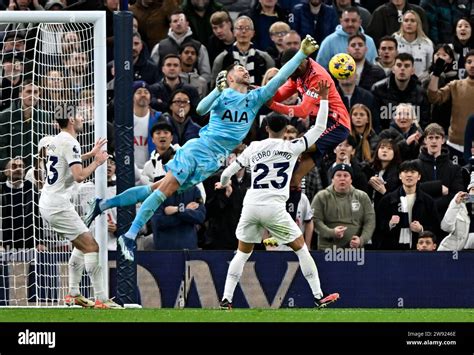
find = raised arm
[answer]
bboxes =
[260,35,319,102]
[196,71,228,115]
[295,81,330,154]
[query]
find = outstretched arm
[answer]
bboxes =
[260,35,319,102]
[269,94,318,117]
[196,88,221,116]
[196,71,228,115]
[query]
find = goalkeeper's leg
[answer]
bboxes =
[84,185,153,227]
[99,185,153,211]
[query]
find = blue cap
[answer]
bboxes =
[133,80,150,94]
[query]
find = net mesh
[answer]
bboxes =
[0,21,97,306]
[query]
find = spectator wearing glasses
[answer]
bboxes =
[211,16,275,86]
[162,89,201,146]
[266,21,291,67]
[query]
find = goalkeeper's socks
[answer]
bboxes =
[100,185,152,212]
[286,187,302,221]
[295,244,323,299]
[125,189,167,240]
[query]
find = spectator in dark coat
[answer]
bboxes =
[363,138,401,211]
[203,148,251,250]
[346,33,387,91]
[323,136,369,192]
[378,103,423,161]
[182,0,225,49]
[416,123,464,218]
[371,53,430,131]
[149,54,200,113]
[290,0,339,46]
[420,0,472,45]
[366,0,429,45]
[239,0,289,51]
[151,184,206,250]
[161,89,201,147]
[376,160,440,250]
[337,73,378,131]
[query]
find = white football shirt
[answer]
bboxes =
[237,137,308,206]
[39,131,82,210]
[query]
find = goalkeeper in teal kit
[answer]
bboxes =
[85,35,319,262]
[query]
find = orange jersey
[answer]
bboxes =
[270,58,351,130]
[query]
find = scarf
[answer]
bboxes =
[398,187,412,248]
[231,43,256,85]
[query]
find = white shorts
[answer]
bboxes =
[39,207,88,241]
[236,204,302,245]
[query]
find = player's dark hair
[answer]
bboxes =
[56,118,69,128]
[266,112,289,133]
[280,48,299,66]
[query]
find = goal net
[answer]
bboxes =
[0,12,107,306]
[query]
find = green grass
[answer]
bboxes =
[0,308,473,322]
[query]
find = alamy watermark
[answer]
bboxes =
[324,245,365,266]
[18,329,56,349]
[380,103,421,123]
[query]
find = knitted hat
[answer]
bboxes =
[331,163,353,178]
[467,172,474,191]
[132,80,150,94]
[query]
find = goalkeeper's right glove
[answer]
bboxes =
[216,70,228,91]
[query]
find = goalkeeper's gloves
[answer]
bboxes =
[300,35,319,56]
[432,57,447,77]
[216,70,228,91]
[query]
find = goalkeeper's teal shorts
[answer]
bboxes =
[165,137,225,192]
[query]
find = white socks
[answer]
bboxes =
[68,248,85,296]
[84,252,106,302]
[295,244,323,299]
[222,249,252,303]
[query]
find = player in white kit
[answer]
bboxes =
[39,113,122,309]
[216,81,339,309]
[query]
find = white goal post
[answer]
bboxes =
[0,11,107,306]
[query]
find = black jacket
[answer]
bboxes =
[417,147,464,217]
[376,186,440,250]
[371,74,430,131]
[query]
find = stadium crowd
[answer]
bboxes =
[1,0,474,253]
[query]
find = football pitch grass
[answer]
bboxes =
[0,308,473,322]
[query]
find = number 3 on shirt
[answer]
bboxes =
[46,156,59,185]
[253,162,289,189]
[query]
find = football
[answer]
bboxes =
[328,53,356,80]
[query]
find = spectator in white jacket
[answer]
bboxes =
[439,172,474,251]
